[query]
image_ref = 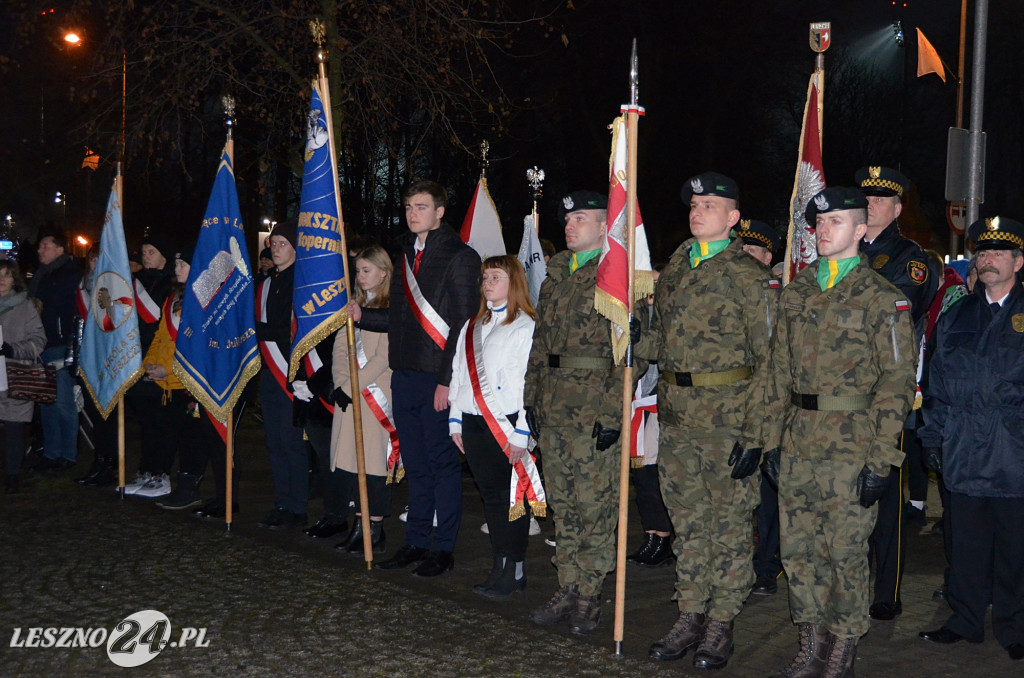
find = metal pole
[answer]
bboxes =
[951,0,968,257]
[965,0,989,229]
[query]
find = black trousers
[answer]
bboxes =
[869,464,906,606]
[946,492,1024,647]
[754,471,783,579]
[463,413,529,562]
[127,380,167,474]
[630,463,671,533]
[337,470,392,517]
[904,429,928,503]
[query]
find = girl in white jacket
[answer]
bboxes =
[449,255,537,597]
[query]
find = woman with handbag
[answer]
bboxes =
[0,260,47,493]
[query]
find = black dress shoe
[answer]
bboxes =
[412,550,454,577]
[869,601,902,621]
[193,501,240,519]
[374,544,428,570]
[305,516,348,539]
[1008,643,1024,660]
[919,627,968,644]
[751,573,778,596]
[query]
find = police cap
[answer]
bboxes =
[736,219,781,253]
[855,166,910,198]
[681,172,740,204]
[805,186,868,224]
[968,216,1024,252]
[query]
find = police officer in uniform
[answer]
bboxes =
[735,219,786,596]
[636,173,776,670]
[525,190,642,635]
[918,217,1024,662]
[854,166,939,621]
[764,187,917,678]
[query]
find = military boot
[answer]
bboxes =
[528,585,578,626]
[822,635,857,678]
[626,533,674,568]
[649,612,707,661]
[569,595,601,635]
[693,619,733,670]
[768,624,832,678]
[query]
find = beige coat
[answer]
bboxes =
[0,293,46,423]
[330,326,393,476]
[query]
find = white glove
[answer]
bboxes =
[292,380,314,402]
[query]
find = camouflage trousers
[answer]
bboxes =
[779,453,878,638]
[658,425,758,620]
[542,425,618,597]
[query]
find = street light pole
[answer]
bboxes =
[965,0,990,230]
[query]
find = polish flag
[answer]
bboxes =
[460,177,506,259]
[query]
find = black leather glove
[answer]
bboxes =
[331,387,352,412]
[761,448,780,490]
[525,406,541,440]
[0,343,11,358]
[629,316,642,345]
[592,422,620,451]
[856,465,890,508]
[728,441,762,480]
[923,447,943,474]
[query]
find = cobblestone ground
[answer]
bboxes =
[0,415,1018,677]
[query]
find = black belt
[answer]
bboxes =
[660,366,752,388]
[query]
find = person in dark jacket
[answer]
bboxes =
[356,180,481,577]
[29,230,83,469]
[918,216,1024,662]
[855,165,941,621]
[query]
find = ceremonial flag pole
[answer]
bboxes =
[517,167,547,307]
[79,163,144,500]
[610,40,650,655]
[172,95,260,531]
[784,23,830,285]
[303,20,372,566]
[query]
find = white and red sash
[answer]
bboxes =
[402,253,449,350]
[465,317,546,520]
[302,349,334,414]
[162,296,181,341]
[353,329,402,482]
[134,278,162,324]
[76,284,89,320]
[630,392,658,466]
[256,278,292,399]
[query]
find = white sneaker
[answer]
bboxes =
[120,472,152,496]
[133,473,171,498]
[544,536,557,547]
[529,516,542,536]
[480,522,489,534]
[398,507,438,526]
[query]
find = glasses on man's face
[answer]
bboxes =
[481,274,509,284]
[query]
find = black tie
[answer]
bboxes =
[990,302,1001,314]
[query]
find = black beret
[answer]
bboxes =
[559,191,607,219]
[968,216,1024,251]
[855,166,910,198]
[805,187,868,224]
[681,172,740,203]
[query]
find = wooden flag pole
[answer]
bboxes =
[613,39,641,656]
[311,20,372,567]
[223,98,237,531]
[117,397,125,499]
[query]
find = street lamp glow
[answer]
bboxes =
[64,32,81,45]
[54,191,64,204]
[76,236,89,246]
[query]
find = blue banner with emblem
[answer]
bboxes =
[289,81,348,379]
[79,175,144,419]
[173,143,260,421]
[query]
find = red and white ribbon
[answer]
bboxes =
[76,284,89,320]
[162,296,180,341]
[256,278,291,398]
[134,278,162,324]
[402,253,449,350]
[354,329,402,481]
[630,393,658,462]
[465,317,546,520]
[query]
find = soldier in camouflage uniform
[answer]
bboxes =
[763,187,916,678]
[635,173,777,671]
[524,190,641,636]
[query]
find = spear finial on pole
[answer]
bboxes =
[310,18,328,64]
[479,140,490,178]
[629,39,639,107]
[527,166,545,234]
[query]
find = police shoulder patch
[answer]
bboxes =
[908,260,928,284]
[1013,314,1024,333]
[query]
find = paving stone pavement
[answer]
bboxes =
[0,415,1018,677]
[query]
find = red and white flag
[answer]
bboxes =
[596,114,652,363]
[460,177,505,259]
[784,70,826,285]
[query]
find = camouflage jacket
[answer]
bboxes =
[764,256,917,470]
[636,237,777,448]
[524,250,643,428]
